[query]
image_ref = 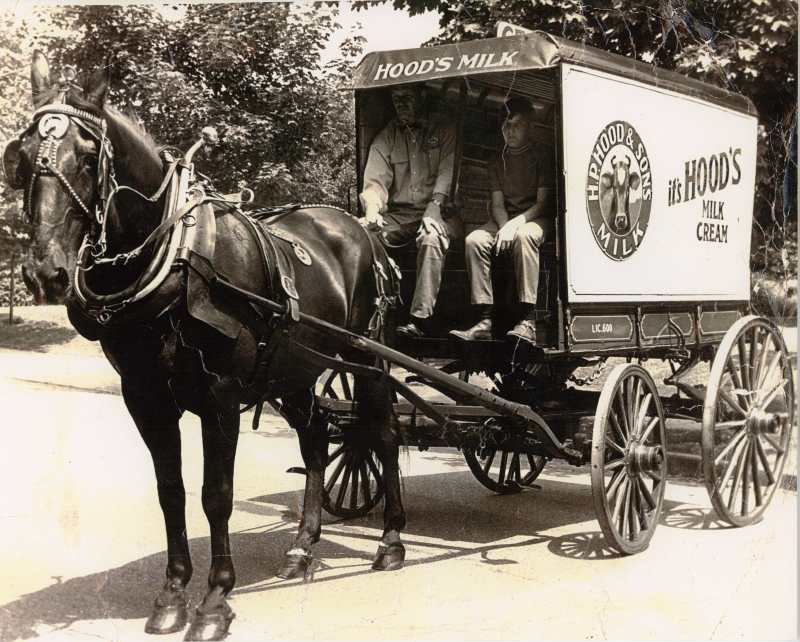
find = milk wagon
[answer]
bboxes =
[310,31,794,554]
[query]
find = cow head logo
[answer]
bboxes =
[586,121,653,261]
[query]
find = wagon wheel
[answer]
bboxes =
[591,363,667,555]
[701,316,795,527]
[318,369,386,519]
[463,422,549,494]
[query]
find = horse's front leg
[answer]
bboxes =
[121,385,192,636]
[185,406,240,642]
[353,373,406,571]
[276,388,330,579]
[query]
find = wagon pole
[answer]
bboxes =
[203,272,582,463]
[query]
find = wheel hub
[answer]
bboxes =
[626,441,664,474]
[747,409,787,436]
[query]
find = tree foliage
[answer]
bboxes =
[3,3,361,206]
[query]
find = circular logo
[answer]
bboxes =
[586,121,653,261]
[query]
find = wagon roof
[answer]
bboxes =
[350,31,755,116]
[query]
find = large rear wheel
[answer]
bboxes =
[591,363,667,555]
[702,316,794,526]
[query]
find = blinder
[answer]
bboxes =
[2,138,24,190]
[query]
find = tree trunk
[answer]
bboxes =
[8,253,15,324]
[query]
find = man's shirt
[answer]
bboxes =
[360,118,455,213]
[488,141,556,217]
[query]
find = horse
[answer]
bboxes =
[4,51,407,641]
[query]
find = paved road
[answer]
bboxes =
[0,347,796,642]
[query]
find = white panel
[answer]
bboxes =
[561,65,757,302]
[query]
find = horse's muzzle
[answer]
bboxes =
[21,259,71,304]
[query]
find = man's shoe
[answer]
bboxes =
[449,318,492,341]
[507,319,537,345]
[397,318,427,338]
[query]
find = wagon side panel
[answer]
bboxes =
[560,64,757,304]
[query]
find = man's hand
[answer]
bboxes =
[419,199,445,238]
[495,215,525,254]
[363,204,385,231]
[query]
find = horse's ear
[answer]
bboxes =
[85,53,114,108]
[31,50,51,99]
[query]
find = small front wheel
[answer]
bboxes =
[591,363,667,555]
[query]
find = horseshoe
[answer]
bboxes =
[38,113,70,139]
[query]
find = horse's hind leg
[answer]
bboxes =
[353,371,406,571]
[185,406,240,642]
[121,385,192,636]
[276,388,329,579]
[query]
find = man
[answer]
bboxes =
[360,83,461,338]
[450,97,555,345]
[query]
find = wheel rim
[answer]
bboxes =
[702,317,795,526]
[317,368,386,519]
[591,364,667,555]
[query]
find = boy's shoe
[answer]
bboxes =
[449,318,492,341]
[507,319,537,345]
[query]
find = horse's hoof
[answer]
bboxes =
[145,593,189,635]
[276,553,312,579]
[184,606,234,641]
[372,543,405,571]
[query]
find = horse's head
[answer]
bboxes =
[3,51,114,304]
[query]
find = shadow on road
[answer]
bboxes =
[0,470,696,639]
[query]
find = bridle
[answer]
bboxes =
[23,104,117,260]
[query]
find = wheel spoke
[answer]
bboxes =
[637,475,656,510]
[608,410,627,446]
[482,449,496,475]
[635,393,653,437]
[620,480,631,538]
[335,456,353,510]
[605,435,625,454]
[646,470,662,483]
[725,355,745,397]
[761,432,785,456]
[715,420,746,430]
[365,453,382,482]
[632,378,643,432]
[349,464,360,510]
[630,481,641,539]
[497,450,509,486]
[714,427,748,466]
[748,327,761,385]
[511,451,522,483]
[740,441,751,516]
[719,389,748,418]
[639,416,660,444]
[327,444,346,465]
[756,352,782,398]
[616,387,630,440]
[754,435,776,486]
[325,451,349,494]
[750,442,763,507]
[726,439,749,512]
[718,435,749,492]
[754,329,771,389]
[612,476,629,526]
[606,467,626,499]
[604,458,625,472]
[738,335,752,396]
[759,378,788,410]
[340,373,352,400]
